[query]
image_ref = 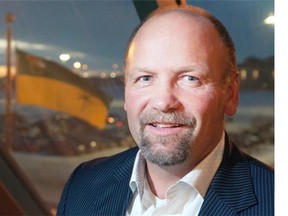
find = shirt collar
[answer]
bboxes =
[129,150,146,197]
[180,132,225,197]
[129,132,225,199]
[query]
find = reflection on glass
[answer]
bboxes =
[0,1,274,214]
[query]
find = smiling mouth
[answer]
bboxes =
[150,123,182,128]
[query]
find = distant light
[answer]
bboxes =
[59,53,70,62]
[78,144,85,151]
[0,66,16,78]
[264,14,275,25]
[110,72,116,78]
[100,73,107,78]
[107,117,115,124]
[117,120,123,127]
[73,61,81,69]
[252,69,259,80]
[90,141,97,148]
[83,72,89,78]
[82,64,88,70]
[112,63,119,70]
[240,69,247,80]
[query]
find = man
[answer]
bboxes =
[57,5,274,216]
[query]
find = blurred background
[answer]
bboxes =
[0,0,274,214]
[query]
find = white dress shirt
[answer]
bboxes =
[126,132,225,216]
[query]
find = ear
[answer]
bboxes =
[225,73,239,116]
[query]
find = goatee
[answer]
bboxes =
[138,110,196,166]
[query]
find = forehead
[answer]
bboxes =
[127,11,226,59]
[125,11,227,72]
[137,11,213,41]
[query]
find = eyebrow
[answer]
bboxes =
[125,64,211,84]
[125,68,154,81]
[128,64,210,73]
[127,67,154,74]
[176,64,210,73]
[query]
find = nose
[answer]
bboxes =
[151,84,182,112]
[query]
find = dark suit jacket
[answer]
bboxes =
[57,135,274,215]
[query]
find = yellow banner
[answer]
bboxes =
[17,75,108,129]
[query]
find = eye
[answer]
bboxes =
[179,75,201,87]
[183,75,199,82]
[138,75,152,82]
[132,75,153,87]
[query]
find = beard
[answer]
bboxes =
[138,111,196,166]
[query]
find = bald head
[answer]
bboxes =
[125,5,237,84]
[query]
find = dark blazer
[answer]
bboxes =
[57,135,274,215]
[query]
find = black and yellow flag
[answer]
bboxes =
[16,49,110,129]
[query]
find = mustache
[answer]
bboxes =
[139,110,196,126]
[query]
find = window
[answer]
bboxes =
[0,1,274,214]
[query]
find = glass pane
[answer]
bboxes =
[0,1,274,214]
[0,1,140,214]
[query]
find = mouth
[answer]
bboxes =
[150,123,182,128]
[140,111,195,136]
[145,122,187,136]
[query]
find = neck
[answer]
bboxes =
[146,159,196,199]
[144,142,217,199]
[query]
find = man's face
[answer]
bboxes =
[124,13,238,166]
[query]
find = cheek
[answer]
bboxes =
[125,86,151,112]
[186,89,225,119]
[125,89,139,113]
[124,88,148,128]
[124,89,148,144]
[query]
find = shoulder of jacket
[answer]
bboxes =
[73,146,139,176]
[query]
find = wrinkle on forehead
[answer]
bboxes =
[125,12,228,79]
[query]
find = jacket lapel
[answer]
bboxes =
[113,150,137,215]
[91,147,138,216]
[199,135,257,215]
